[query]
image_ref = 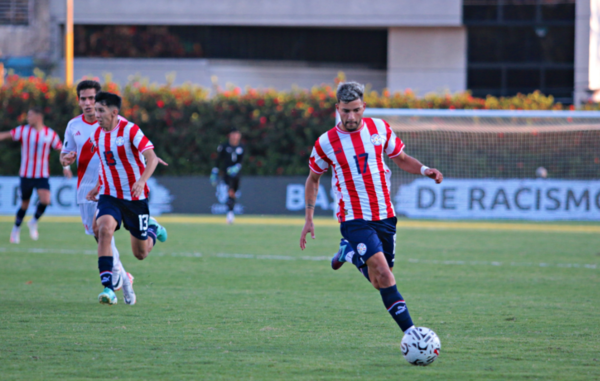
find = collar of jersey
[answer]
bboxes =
[80,114,97,125]
[335,120,365,134]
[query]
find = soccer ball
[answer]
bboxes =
[400,327,441,366]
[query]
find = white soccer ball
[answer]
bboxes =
[400,327,441,366]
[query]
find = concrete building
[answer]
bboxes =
[0,0,597,104]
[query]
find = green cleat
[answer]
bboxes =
[98,287,117,305]
[149,217,168,242]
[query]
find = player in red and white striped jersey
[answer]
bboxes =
[299,82,443,341]
[60,80,136,304]
[86,91,167,306]
[0,107,65,243]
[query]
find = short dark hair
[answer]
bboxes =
[28,106,43,115]
[336,82,365,103]
[76,80,101,98]
[94,91,122,110]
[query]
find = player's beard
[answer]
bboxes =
[344,119,361,131]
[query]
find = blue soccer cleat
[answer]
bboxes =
[149,217,168,242]
[331,239,352,270]
[98,287,117,305]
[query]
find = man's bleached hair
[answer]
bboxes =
[336,82,365,103]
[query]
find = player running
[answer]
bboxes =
[86,91,167,306]
[299,82,443,339]
[210,128,244,224]
[0,107,65,243]
[60,80,136,304]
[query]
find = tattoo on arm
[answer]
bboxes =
[306,203,315,210]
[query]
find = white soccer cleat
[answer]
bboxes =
[27,219,39,241]
[10,227,20,244]
[226,211,235,225]
[121,271,136,305]
[113,269,123,291]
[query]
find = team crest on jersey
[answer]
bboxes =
[370,134,383,146]
[115,137,125,146]
[357,243,367,255]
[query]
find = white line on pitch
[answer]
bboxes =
[0,247,596,270]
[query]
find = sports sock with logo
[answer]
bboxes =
[98,256,114,290]
[147,226,157,246]
[33,203,47,221]
[380,285,414,332]
[226,196,235,212]
[14,207,27,227]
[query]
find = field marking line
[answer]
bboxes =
[1,246,596,270]
[1,215,600,233]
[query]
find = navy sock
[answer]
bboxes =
[147,226,157,246]
[98,256,114,290]
[226,197,235,212]
[15,208,27,227]
[34,203,47,220]
[380,285,414,332]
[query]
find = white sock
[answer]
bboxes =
[111,237,124,273]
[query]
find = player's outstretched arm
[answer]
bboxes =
[392,152,443,184]
[132,149,159,198]
[300,170,322,250]
[0,131,12,141]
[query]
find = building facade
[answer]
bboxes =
[0,0,596,104]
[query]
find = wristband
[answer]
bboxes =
[63,165,71,170]
[420,165,429,176]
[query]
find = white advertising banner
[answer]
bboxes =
[395,178,600,221]
[0,176,173,216]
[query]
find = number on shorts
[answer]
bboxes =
[138,214,149,231]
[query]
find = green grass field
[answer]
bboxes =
[1,216,599,380]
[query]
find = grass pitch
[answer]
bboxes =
[1,216,599,380]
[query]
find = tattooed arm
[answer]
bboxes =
[300,170,323,250]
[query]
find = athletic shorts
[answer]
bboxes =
[224,175,240,192]
[340,217,397,269]
[96,195,150,240]
[79,202,97,236]
[20,177,50,201]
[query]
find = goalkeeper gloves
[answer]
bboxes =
[226,164,242,176]
[210,168,219,186]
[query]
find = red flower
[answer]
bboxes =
[157,100,165,108]
[21,92,29,100]
[260,116,267,124]
[257,99,265,107]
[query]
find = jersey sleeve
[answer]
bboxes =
[308,139,330,174]
[51,130,63,150]
[129,124,154,153]
[62,123,75,153]
[10,126,23,141]
[383,120,405,158]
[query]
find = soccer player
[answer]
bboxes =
[210,128,245,224]
[86,91,167,306]
[299,82,443,339]
[60,80,136,304]
[0,107,65,243]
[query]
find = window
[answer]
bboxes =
[0,0,29,25]
[464,0,575,103]
[74,25,388,68]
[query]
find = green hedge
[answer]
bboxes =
[1,73,598,177]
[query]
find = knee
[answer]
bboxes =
[97,224,113,240]
[21,200,30,209]
[371,266,395,289]
[133,247,148,260]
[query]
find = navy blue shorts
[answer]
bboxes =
[20,177,50,201]
[96,195,150,240]
[340,217,397,269]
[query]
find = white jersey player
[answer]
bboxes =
[60,80,136,304]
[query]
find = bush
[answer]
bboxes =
[1,73,598,177]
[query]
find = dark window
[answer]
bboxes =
[0,0,29,25]
[464,0,575,103]
[74,25,388,68]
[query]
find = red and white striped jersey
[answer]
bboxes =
[62,115,100,204]
[11,125,62,178]
[92,117,154,201]
[309,117,405,222]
